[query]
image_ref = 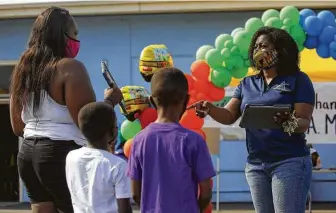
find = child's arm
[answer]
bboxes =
[198,179,213,212]
[114,161,133,213]
[127,137,142,206]
[192,136,216,213]
[131,179,142,205]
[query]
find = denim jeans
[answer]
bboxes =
[245,156,312,213]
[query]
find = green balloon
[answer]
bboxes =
[280,6,300,25]
[224,40,234,49]
[297,43,304,52]
[215,34,233,50]
[261,9,280,23]
[290,25,306,44]
[265,17,283,29]
[283,18,294,27]
[245,59,251,67]
[118,128,126,144]
[221,48,231,59]
[121,119,142,140]
[231,27,244,37]
[281,25,291,33]
[234,56,245,69]
[245,17,264,34]
[196,45,214,60]
[231,66,249,79]
[230,46,240,56]
[233,31,250,55]
[205,49,223,68]
[210,67,232,88]
[225,55,242,70]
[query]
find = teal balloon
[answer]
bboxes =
[261,9,280,23]
[221,48,231,59]
[120,119,142,140]
[245,17,264,34]
[265,17,283,29]
[231,27,244,37]
[210,67,232,88]
[224,40,234,49]
[290,25,306,44]
[196,45,214,60]
[280,6,300,25]
[205,49,223,68]
[215,34,233,50]
[231,66,249,79]
[233,31,251,55]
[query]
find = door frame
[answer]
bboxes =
[0,60,16,105]
[0,60,22,202]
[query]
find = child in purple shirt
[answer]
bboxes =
[127,67,216,213]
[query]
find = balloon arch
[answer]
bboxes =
[118,6,335,212]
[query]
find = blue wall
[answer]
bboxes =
[1,12,335,202]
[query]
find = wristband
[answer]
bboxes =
[104,99,115,108]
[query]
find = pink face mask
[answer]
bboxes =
[66,37,80,58]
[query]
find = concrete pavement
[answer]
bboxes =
[0,202,336,213]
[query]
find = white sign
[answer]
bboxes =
[306,82,336,143]
[204,82,336,143]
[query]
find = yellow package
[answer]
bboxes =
[120,85,151,121]
[139,44,174,82]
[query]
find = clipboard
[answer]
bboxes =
[239,104,291,129]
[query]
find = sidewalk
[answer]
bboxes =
[0,202,336,213]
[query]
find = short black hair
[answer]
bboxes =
[248,27,300,75]
[151,67,188,107]
[78,102,116,144]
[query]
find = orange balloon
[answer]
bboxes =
[196,93,211,101]
[191,60,211,80]
[189,89,197,97]
[194,79,210,95]
[180,109,204,129]
[191,128,206,140]
[188,97,197,107]
[185,74,195,92]
[208,84,225,102]
[124,139,133,159]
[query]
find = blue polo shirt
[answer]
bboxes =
[233,71,315,163]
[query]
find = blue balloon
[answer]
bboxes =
[316,44,330,58]
[304,36,318,49]
[319,26,336,44]
[317,10,336,27]
[299,9,316,26]
[304,16,323,36]
[330,42,336,59]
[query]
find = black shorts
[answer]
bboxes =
[17,138,81,213]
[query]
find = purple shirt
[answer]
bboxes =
[128,122,216,213]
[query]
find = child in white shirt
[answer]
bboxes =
[66,102,132,213]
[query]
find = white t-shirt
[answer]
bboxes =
[66,147,131,213]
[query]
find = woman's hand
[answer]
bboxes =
[187,101,213,118]
[273,111,290,125]
[104,86,123,107]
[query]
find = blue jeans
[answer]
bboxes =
[245,156,312,213]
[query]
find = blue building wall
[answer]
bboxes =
[0,12,335,202]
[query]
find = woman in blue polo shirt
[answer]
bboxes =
[190,27,314,213]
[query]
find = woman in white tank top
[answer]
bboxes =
[9,7,122,213]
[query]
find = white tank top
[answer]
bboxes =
[22,91,87,146]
